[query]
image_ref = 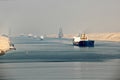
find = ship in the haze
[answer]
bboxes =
[40,35,44,40]
[58,27,63,38]
[73,33,94,47]
[28,33,33,38]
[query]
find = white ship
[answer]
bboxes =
[40,36,44,40]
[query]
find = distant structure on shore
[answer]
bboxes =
[28,33,33,38]
[58,27,63,38]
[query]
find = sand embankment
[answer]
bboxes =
[47,32,120,42]
[0,36,10,53]
[87,32,120,42]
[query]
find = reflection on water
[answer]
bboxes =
[0,64,14,80]
[0,37,120,80]
[0,61,120,80]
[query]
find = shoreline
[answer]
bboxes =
[47,32,120,42]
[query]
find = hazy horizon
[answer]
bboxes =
[0,0,120,36]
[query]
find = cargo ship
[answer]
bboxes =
[73,33,94,47]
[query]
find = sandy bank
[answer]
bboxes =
[87,32,120,42]
[0,36,10,51]
[0,36,16,55]
[47,32,120,42]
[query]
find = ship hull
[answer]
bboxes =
[73,40,94,47]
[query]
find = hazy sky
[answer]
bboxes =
[0,0,120,36]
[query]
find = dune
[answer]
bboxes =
[0,36,15,55]
[47,32,120,42]
[87,32,120,42]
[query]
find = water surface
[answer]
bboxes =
[0,37,120,80]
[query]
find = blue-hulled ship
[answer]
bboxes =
[73,33,94,47]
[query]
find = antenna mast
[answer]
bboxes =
[58,27,63,38]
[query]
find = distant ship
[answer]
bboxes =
[58,27,63,38]
[28,33,33,38]
[40,36,44,40]
[73,33,94,47]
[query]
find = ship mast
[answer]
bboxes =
[58,27,63,38]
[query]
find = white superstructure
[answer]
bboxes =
[73,33,88,42]
[40,36,44,40]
